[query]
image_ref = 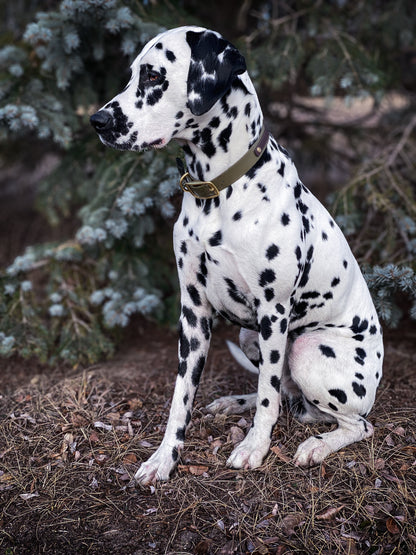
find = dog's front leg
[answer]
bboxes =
[135,286,213,484]
[227,310,288,470]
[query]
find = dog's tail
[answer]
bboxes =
[226,340,259,374]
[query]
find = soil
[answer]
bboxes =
[0,319,415,554]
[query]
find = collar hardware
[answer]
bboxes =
[179,173,220,199]
[178,125,269,200]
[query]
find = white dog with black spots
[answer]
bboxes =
[90,26,383,484]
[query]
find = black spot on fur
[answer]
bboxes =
[259,269,276,287]
[319,344,336,358]
[178,360,187,377]
[165,49,176,62]
[261,398,270,407]
[260,316,272,340]
[266,244,279,260]
[218,123,232,152]
[190,337,200,351]
[209,230,222,247]
[192,356,206,386]
[264,288,274,301]
[187,285,201,306]
[271,375,281,392]
[352,382,366,398]
[182,306,197,327]
[281,213,290,226]
[329,389,347,404]
[270,350,280,364]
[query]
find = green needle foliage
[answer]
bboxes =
[0,0,415,364]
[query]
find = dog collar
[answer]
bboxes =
[178,125,269,200]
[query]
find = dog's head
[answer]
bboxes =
[90,26,246,151]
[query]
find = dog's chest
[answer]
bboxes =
[174,203,258,328]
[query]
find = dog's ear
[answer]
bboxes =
[186,30,247,116]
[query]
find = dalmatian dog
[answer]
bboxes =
[90,26,383,484]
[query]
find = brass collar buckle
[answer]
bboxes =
[179,172,220,200]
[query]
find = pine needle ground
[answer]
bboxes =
[1,321,415,554]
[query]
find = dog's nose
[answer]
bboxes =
[90,110,113,132]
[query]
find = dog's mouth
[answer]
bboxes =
[98,132,165,152]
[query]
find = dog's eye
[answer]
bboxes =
[147,70,160,83]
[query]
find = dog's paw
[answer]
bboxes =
[293,436,331,467]
[206,394,255,415]
[134,448,177,484]
[226,432,268,470]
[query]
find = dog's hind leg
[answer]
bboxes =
[288,330,380,466]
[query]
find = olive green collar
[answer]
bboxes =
[178,125,269,200]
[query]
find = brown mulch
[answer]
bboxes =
[0,320,415,554]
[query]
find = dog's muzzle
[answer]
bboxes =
[90,110,114,133]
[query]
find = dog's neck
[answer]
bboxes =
[176,79,264,183]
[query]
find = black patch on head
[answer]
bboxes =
[186,30,246,116]
[329,389,347,404]
[165,49,176,62]
[319,344,336,358]
[137,64,169,106]
[218,123,232,152]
